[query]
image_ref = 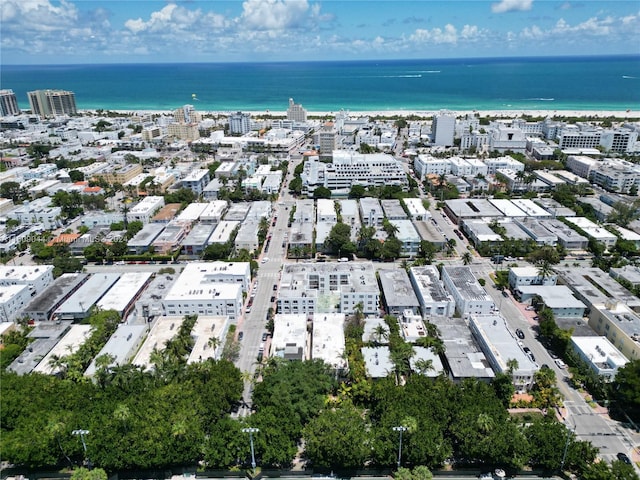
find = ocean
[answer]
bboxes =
[2,55,639,113]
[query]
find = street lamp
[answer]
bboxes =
[392,426,408,468]
[559,425,575,473]
[72,429,90,468]
[241,427,259,469]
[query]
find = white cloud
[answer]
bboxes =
[491,0,533,14]
[240,0,310,30]
[409,23,485,45]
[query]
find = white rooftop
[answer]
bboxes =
[133,316,186,369]
[187,315,230,364]
[311,313,346,369]
[96,272,152,314]
[33,324,92,375]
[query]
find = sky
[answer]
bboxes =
[1,0,639,64]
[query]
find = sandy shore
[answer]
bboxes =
[94,108,640,119]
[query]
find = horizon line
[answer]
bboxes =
[3,53,639,68]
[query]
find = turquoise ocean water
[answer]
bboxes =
[2,56,639,112]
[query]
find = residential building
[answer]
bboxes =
[229,112,252,134]
[271,314,308,360]
[390,219,421,257]
[181,223,215,256]
[508,266,557,290]
[84,324,148,377]
[413,155,451,179]
[0,90,20,116]
[0,265,54,296]
[152,222,189,254]
[600,128,638,154]
[54,273,121,321]
[180,169,210,195]
[167,123,200,141]
[286,98,307,123]
[312,313,346,370]
[127,223,165,254]
[565,217,617,249]
[469,314,538,391]
[7,197,62,230]
[378,269,420,316]
[359,197,384,227]
[441,266,495,316]
[409,265,456,318]
[0,285,31,322]
[316,199,337,223]
[516,285,587,318]
[318,122,337,158]
[128,196,165,224]
[96,272,153,319]
[431,315,495,383]
[432,110,455,146]
[277,262,379,315]
[588,301,640,361]
[28,89,77,117]
[571,336,628,381]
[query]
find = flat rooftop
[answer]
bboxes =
[55,273,121,316]
[97,271,152,314]
[362,346,393,378]
[0,265,53,284]
[443,266,493,303]
[84,323,149,376]
[187,315,230,364]
[33,324,92,375]
[311,313,346,369]
[24,273,88,318]
[517,285,586,310]
[379,269,420,308]
[8,321,73,375]
[133,316,186,369]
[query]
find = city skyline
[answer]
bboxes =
[1,0,639,65]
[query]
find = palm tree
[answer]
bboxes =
[413,358,434,376]
[506,358,519,376]
[476,412,495,434]
[462,252,472,265]
[373,324,388,345]
[537,260,554,285]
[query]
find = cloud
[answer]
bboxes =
[409,23,485,45]
[240,0,310,30]
[491,0,533,14]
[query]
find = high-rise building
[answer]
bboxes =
[28,89,77,117]
[318,122,337,157]
[0,90,20,116]
[287,98,307,122]
[174,104,202,124]
[432,110,456,146]
[229,111,251,134]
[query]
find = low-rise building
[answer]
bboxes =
[127,223,165,254]
[379,269,420,316]
[33,325,92,376]
[516,285,587,318]
[565,217,617,249]
[128,196,165,224]
[85,323,148,377]
[96,272,152,319]
[469,314,538,391]
[152,222,189,254]
[187,315,230,364]
[23,273,89,322]
[54,273,121,321]
[0,285,31,322]
[409,265,455,318]
[271,313,308,361]
[508,266,557,290]
[312,313,346,370]
[0,265,54,296]
[181,223,215,256]
[588,300,640,361]
[442,266,494,316]
[571,336,629,381]
[180,169,210,195]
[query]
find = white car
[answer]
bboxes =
[261,257,269,264]
[525,306,535,311]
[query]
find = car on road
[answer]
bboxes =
[261,257,269,264]
[555,359,567,369]
[525,306,535,311]
[245,307,251,314]
[262,332,269,341]
[273,284,278,291]
[528,353,536,362]
[238,331,244,341]
[617,452,632,464]
[270,296,276,303]
[523,347,531,354]
[516,328,525,339]
[502,290,509,297]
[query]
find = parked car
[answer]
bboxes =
[262,332,269,341]
[502,290,509,298]
[525,306,535,311]
[238,331,244,341]
[617,452,632,464]
[516,328,525,339]
[555,359,567,369]
[523,347,531,354]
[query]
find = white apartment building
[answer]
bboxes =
[432,111,455,146]
[558,125,601,150]
[302,151,408,195]
[359,197,384,227]
[413,155,451,179]
[0,265,54,296]
[162,262,250,321]
[7,197,62,230]
[128,196,165,223]
[441,266,495,316]
[277,262,380,315]
[590,163,640,194]
[448,156,488,177]
[409,265,455,318]
[571,336,628,381]
[508,266,557,290]
[271,314,308,361]
[565,155,599,179]
[484,155,525,175]
[312,313,346,370]
[402,198,428,220]
[600,128,638,154]
[181,169,210,195]
[0,285,31,322]
[199,200,229,224]
[316,199,337,223]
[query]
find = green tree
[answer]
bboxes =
[609,359,640,424]
[303,404,370,469]
[70,468,108,480]
[325,223,356,256]
[313,186,332,199]
[349,184,367,199]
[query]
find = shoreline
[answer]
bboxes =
[88,108,640,119]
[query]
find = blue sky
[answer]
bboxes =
[1,0,639,64]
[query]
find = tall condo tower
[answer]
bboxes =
[287,98,307,123]
[0,90,20,116]
[28,89,77,118]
